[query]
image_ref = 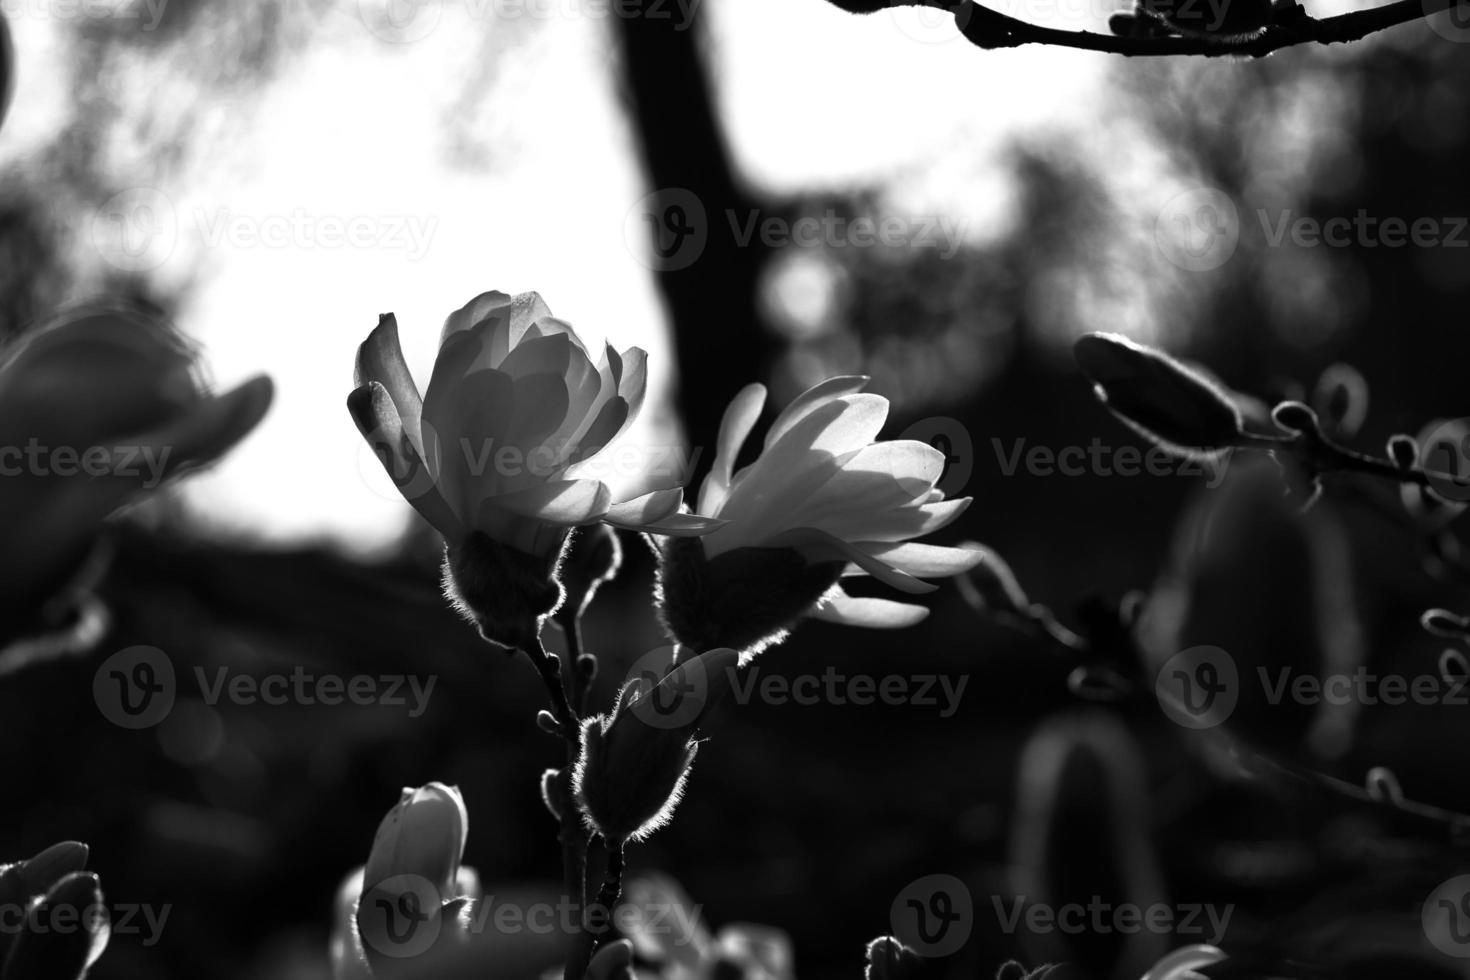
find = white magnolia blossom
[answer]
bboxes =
[349,290,718,558]
[692,376,984,629]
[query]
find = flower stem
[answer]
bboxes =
[564,838,626,980]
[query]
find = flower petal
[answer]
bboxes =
[427,369,516,511]
[602,487,682,526]
[698,383,767,516]
[770,528,936,594]
[355,314,425,456]
[847,541,987,579]
[490,479,612,525]
[763,375,869,450]
[498,332,573,381]
[349,381,462,539]
[811,589,930,629]
[617,347,649,424]
[439,290,513,346]
[820,495,972,544]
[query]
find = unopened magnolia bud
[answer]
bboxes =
[656,537,845,656]
[536,709,562,736]
[586,938,636,980]
[573,648,738,844]
[1074,333,1242,459]
[363,783,468,901]
[865,936,923,980]
[560,524,624,621]
[442,532,566,652]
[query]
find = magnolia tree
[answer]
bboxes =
[3,1,1470,979]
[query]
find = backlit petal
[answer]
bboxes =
[355,313,424,456]
[763,375,869,450]
[698,383,766,516]
[811,590,930,629]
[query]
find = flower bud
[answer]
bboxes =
[363,783,468,902]
[560,524,624,622]
[865,937,923,980]
[442,532,566,652]
[573,648,738,843]
[0,842,107,975]
[1074,333,1242,459]
[540,768,566,822]
[656,537,845,658]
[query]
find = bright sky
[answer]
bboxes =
[2,0,1113,552]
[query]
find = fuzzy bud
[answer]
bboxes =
[865,937,923,980]
[573,648,738,844]
[1073,333,1242,459]
[442,532,566,651]
[656,537,844,658]
[560,524,624,622]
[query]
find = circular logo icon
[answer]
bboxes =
[358,0,442,43]
[1418,417,1470,503]
[357,874,443,959]
[355,417,447,506]
[1155,188,1239,272]
[624,646,714,731]
[899,417,974,497]
[1425,0,1470,42]
[1154,644,1238,730]
[94,646,176,730]
[624,188,708,272]
[890,874,973,957]
[890,4,958,43]
[90,187,177,273]
[1423,875,1470,958]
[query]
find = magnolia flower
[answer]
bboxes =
[0,306,273,651]
[0,841,110,979]
[657,377,983,655]
[349,291,716,647]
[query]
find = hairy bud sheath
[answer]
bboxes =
[656,537,845,658]
[573,648,738,843]
[442,532,566,652]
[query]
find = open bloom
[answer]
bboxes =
[349,291,716,646]
[658,377,983,655]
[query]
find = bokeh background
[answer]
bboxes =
[3,0,1470,976]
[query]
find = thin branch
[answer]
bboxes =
[903,0,1466,57]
